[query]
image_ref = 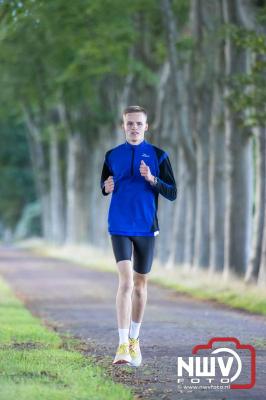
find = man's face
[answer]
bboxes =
[122,112,148,145]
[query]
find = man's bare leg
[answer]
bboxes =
[130,271,148,337]
[127,271,148,366]
[113,260,133,364]
[116,260,133,331]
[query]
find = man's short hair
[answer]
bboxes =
[123,105,147,119]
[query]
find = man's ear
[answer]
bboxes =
[145,123,148,131]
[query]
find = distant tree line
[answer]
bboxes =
[0,0,265,285]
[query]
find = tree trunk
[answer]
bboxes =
[152,62,180,266]
[115,72,134,145]
[209,0,226,273]
[183,175,197,270]
[160,0,195,164]
[191,0,223,269]
[223,0,253,278]
[49,126,65,244]
[65,132,87,244]
[257,126,266,287]
[160,0,197,269]
[166,149,185,267]
[209,81,225,272]
[245,127,266,283]
[23,106,50,239]
[86,119,115,250]
[235,0,266,285]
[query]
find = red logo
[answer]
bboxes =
[177,337,256,390]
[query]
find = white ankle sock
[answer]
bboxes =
[118,328,129,345]
[129,321,141,339]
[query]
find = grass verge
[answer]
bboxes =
[0,276,133,400]
[151,271,266,316]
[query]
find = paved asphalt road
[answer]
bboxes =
[0,246,265,400]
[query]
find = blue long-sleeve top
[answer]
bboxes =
[100,139,177,236]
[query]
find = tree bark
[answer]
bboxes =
[245,128,266,282]
[191,0,223,269]
[223,0,253,278]
[209,81,225,272]
[23,106,50,240]
[49,125,65,244]
[235,0,266,285]
[160,0,196,269]
[160,0,195,164]
[84,117,114,249]
[257,126,266,287]
[209,0,226,273]
[65,132,87,244]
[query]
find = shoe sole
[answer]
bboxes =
[113,360,131,365]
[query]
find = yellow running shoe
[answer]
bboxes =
[129,338,142,367]
[113,342,131,365]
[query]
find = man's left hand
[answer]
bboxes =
[139,160,155,184]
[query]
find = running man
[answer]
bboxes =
[100,105,177,367]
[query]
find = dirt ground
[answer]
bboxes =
[0,245,266,400]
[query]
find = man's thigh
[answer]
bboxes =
[131,236,155,274]
[111,235,132,263]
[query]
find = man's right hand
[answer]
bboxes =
[104,176,114,194]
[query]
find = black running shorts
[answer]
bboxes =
[111,235,156,274]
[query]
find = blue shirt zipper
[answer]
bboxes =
[131,147,135,176]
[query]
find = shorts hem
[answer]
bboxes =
[109,230,159,237]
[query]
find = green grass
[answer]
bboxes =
[0,278,133,400]
[152,273,266,315]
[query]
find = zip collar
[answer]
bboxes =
[125,139,147,149]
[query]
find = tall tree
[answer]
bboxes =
[222,0,253,278]
[160,0,196,268]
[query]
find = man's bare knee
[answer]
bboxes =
[133,273,147,297]
[119,281,134,295]
[134,271,148,285]
[117,260,133,293]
